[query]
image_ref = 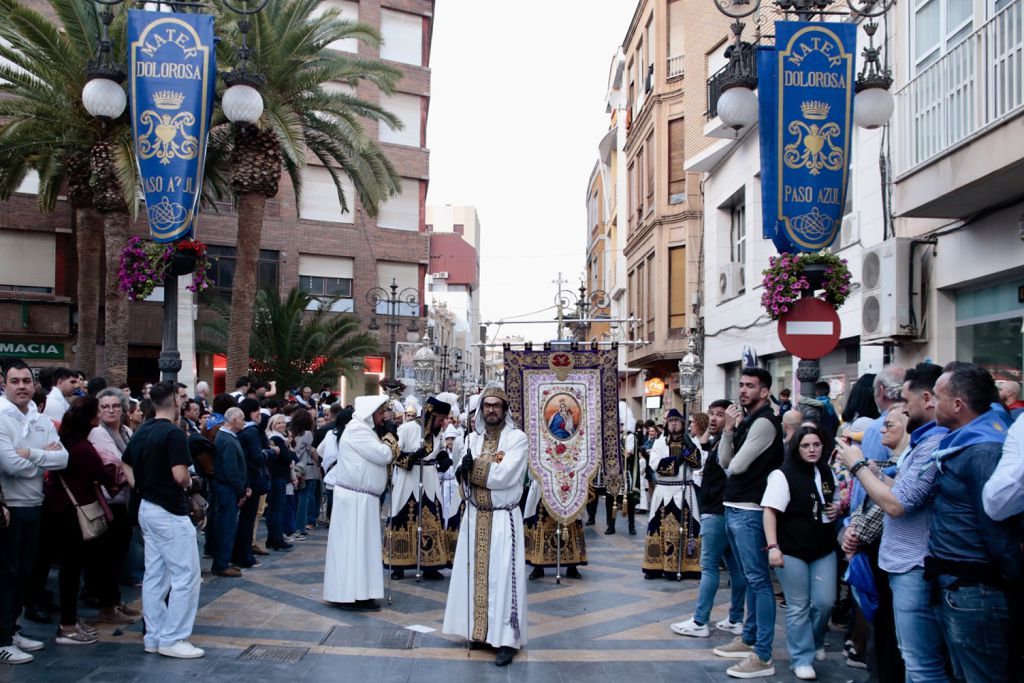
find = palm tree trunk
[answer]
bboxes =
[103,211,130,385]
[75,206,103,376]
[226,191,266,382]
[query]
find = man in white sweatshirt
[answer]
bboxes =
[42,367,78,423]
[0,360,69,664]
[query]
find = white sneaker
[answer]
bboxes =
[13,633,44,652]
[0,644,33,664]
[145,645,158,654]
[794,665,817,680]
[158,640,205,659]
[715,618,744,635]
[670,618,710,637]
[815,647,826,661]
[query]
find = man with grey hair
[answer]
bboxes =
[193,381,210,412]
[210,407,249,578]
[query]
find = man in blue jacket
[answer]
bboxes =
[212,407,249,577]
[232,399,271,569]
[926,361,1019,683]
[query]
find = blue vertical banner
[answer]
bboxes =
[128,10,216,243]
[758,21,856,253]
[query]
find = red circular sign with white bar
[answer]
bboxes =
[778,297,841,360]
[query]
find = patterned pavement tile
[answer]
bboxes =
[4,514,872,682]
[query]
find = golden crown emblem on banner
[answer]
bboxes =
[153,90,185,110]
[800,100,830,120]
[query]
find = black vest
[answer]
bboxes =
[776,460,836,562]
[697,435,726,516]
[724,404,784,505]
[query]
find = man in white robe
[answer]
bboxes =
[322,395,398,611]
[443,384,528,667]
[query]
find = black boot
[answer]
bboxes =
[585,496,598,525]
[627,507,636,536]
[628,524,637,536]
[529,566,544,580]
[391,569,405,580]
[604,525,616,535]
[423,569,443,580]
[566,566,582,579]
[495,646,516,666]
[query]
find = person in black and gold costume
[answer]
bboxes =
[384,396,454,580]
[643,408,702,580]
[523,473,586,579]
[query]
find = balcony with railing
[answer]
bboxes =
[893,0,1024,217]
[667,54,685,80]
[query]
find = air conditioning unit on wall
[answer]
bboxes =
[717,262,745,304]
[860,237,919,342]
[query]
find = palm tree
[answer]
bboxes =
[214,0,404,381]
[199,287,378,391]
[0,0,136,381]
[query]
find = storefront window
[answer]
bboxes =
[956,280,1024,382]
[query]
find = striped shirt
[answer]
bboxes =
[878,422,948,574]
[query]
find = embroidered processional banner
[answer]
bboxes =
[505,349,622,524]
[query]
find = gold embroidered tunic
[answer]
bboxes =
[442,422,529,648]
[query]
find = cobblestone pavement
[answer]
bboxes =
[3,514,871,682]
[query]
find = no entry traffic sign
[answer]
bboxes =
[778,297,841,360]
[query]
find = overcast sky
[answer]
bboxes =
[425,0,638,344]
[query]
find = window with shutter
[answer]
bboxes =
[645,133,655,211]
[380,9,423,66]
[669,246,687,334]
[379,93,422,147]
[669,118,686,204]
[376,261,420,316]
[378,179,420,231]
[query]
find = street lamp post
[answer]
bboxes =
[413,334,437,398]
[366,278,420,390]
[553,275,610,341]
[82,0,267,384]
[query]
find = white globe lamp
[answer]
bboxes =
[223,84,264,124]
[854,86,894,129]
[718,85,759,130]
[82,78,126,120]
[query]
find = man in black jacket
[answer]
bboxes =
[712,368,784,679]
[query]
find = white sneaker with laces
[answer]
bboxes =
[794,665,817,680]
[13,633,44,652]
[715,618,744,635]
[0,645,33,664]
[815,647,826,661]
[158,640,205,659]
[670,618,710,637]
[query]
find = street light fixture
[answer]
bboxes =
[82,0,126,121]
[365,277,421,383]
[711,0,896,131]
[80,0,269,382]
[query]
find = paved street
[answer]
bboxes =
[5,514,871,683]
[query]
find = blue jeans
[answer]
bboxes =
[295,484,312,532]
[305,479,323,526]
[211,482,240,571]
[266,477,288,545]
[138,500,200,649]
[775,552,836,668]
[694,513,748,625]
[934,578,1011,683]
[888,569,950,683]
[284,491,298,536]
[725,507,776,661]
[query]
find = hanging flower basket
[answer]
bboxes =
[118,237,213,301]
[761,251,852,320]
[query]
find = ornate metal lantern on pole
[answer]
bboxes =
[552,274,611,342]
[677,336,703,415]
[366,278,420,394]
[413,334,437,398]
